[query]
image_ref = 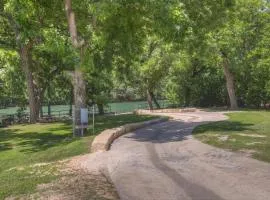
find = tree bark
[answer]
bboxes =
[222,57,238,110]
[73,68,87,136]
[64,0,84,48]
[147,89,154,110]
[46,81,51,116]
[2,11,41,123]
[184,87,191,107]
[19,45,39,123]
[65,0,87,136]
[97,103,105,115]
[150,91,160,109]
[37,90,45,118]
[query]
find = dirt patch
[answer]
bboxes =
[246,142,263,146]
[34,170,118,200]
[237,133,266,138]
[218,135,229,141]
[6,160,119,200]
[239,149,257,157]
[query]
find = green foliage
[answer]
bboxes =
[1,0,270,110]
[16,106,26,120]
[205,0,270,107]
[127,37,174,99]
[163,0,270,108]
[0,0,270,197]
[0,50,26,106]
[165,51,227,106]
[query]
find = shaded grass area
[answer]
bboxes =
[1,163,60,200]
[0,114,157,199]
[193,111,270,162]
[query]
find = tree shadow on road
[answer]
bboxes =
[124,120,200,143]
[124,120,254,144]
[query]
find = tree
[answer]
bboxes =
[148,0,236,108]
[205,0,270,109]
[0,0,64,122]
[134,38,173,109]
[65,0,89,135]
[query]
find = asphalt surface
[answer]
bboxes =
[75,111,270,200]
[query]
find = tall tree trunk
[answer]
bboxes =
[19,45,38,123]
[97,103,104,115]
[47,102,51,116]
[37,90,45,118]
[150,91,160,109]
[5,11,39,122]
[222,57,238,110]
[147,89,154,110]
[47,82,51,116]
[65,0,84,48]
[65,0,87,136]
[73,68,87,136]
[185,87,191,107]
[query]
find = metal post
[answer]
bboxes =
[72,105,75,137]
[81,126,84,137]
[92,105,95,135]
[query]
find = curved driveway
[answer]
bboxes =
[76,111,270,200]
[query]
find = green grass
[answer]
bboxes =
[0,114,157,199]
[193,111,270,162]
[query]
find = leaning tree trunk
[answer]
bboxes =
[147,89,154,110]
[150,91,160,109]
[19,45,39,123]
[222,57,238,110]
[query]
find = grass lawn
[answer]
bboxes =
[0,114,157,199]
[193,111,270,162]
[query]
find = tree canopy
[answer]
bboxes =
[0,0,269,124]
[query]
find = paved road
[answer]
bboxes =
[75,111,270,200]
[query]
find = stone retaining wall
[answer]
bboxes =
[91,117,168,153]
[134,108,197,115]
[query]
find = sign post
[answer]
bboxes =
[72,105,75,137]
[92,105,95,135]
[80,108,88,136]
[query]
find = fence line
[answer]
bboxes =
[0,100,176,125]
